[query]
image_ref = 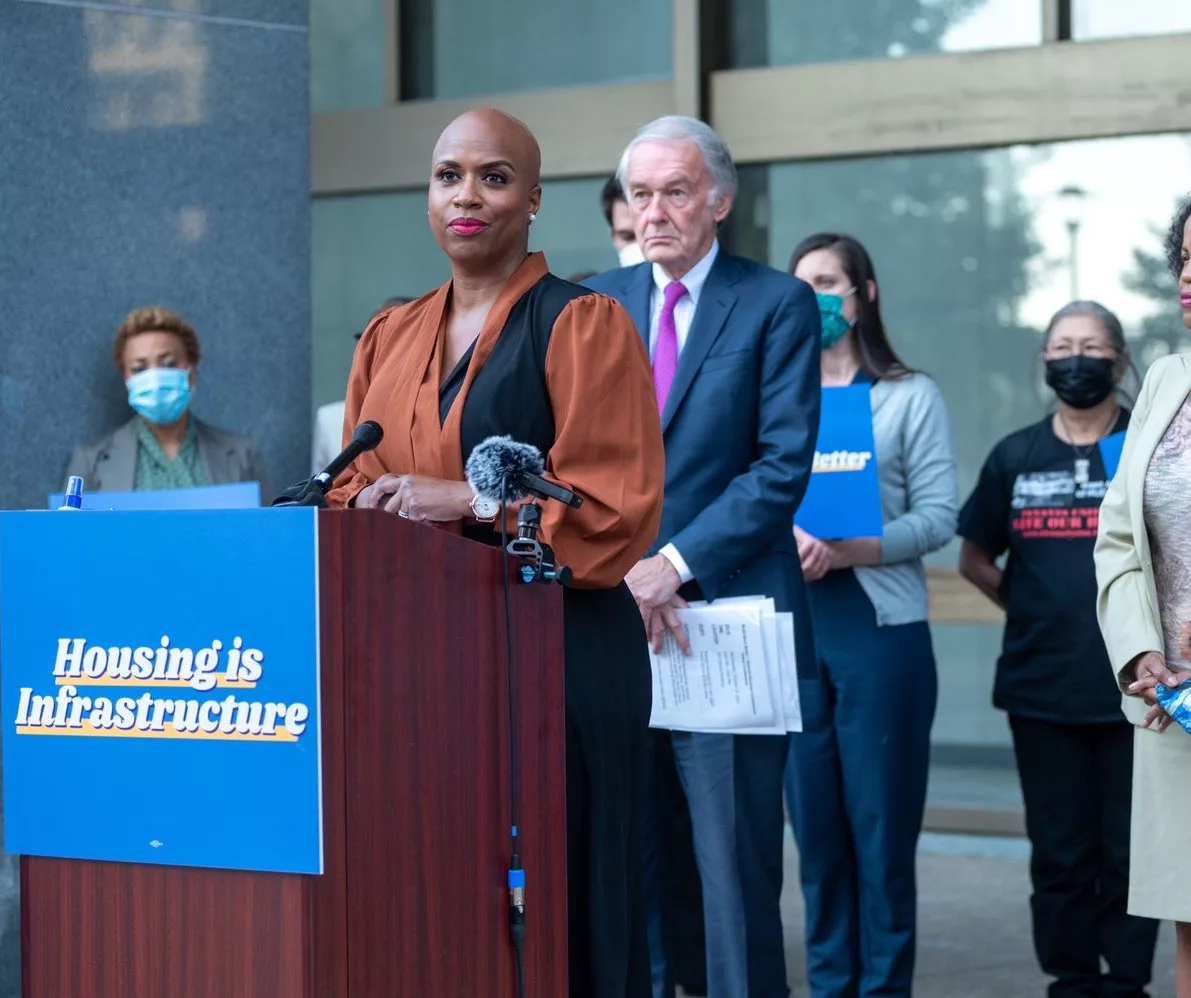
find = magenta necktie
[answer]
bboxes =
[653,280,689,413]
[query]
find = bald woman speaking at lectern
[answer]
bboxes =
[326,109,664,998]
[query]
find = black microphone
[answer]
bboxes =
[271,420,384,507]
[314,420,384,491]
[465,436,583,509]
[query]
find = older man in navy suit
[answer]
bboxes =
[586,116,820,998]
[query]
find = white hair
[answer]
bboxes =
[615,115,738,201]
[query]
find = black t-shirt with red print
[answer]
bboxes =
[959,412,1130,724]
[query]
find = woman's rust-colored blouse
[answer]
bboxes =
[326,252,665,589]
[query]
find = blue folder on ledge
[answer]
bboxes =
[47,481,261,511]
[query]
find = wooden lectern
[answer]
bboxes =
[18,510,568,997]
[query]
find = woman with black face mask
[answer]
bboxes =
[958,300,1158,998]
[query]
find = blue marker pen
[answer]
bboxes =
[58,476,84,511]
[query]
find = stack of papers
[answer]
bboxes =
[648,596,801,735]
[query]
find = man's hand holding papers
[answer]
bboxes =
[647,596,801,735]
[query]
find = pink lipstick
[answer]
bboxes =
[448,218,488,236]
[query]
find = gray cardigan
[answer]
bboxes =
[853,372,958,626]
[65,417,268,498]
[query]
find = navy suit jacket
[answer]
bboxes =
[585,250,821,677]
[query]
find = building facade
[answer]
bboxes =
[311,0,1191,827]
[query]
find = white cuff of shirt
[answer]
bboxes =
[659,544,695,585]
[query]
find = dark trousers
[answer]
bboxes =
[564,586,653,998]
[785,571,937,997]
[1009,716,1159,998]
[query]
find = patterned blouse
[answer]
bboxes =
[133,417,210,491]
[1144,394,1191,671]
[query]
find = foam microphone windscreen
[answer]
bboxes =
[465,435,545,503]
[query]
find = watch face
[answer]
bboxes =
[473,495,500,518]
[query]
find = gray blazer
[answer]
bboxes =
[64,417,268,498]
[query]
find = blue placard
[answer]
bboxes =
[795,384,884,540]
[1099,431,1126,480]
[47,481,261,511]
[0,508,322,874]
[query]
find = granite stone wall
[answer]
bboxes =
[0,0,311,513]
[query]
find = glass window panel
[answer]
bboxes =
[930,623,1010,750]
[312,179,620,409]
[738,134,1191,502]
[530,178,622,282]
[312,191,445,409]
[310,0,386,112]
[731,134,1191,759]
[1072,0,1191,40]
[729,0,1041,69]
[399,0,671,100]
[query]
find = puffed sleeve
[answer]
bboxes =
[325,310,389,509]
[538,294,665,588]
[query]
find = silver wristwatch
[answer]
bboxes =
[469,493,500,522]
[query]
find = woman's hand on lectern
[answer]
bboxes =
[357,474,473,522]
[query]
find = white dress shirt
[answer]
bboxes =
[651,240,720,585]
[648,239,719,358]
[312,400,346,475]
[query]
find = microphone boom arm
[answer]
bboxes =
[516,472,582,509]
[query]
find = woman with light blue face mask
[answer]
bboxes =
[786,233,959,998]
[64,306,268,496]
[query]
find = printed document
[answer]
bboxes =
[649,597,800,734]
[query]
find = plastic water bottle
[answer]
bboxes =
[58,476,84,511]
[1155,678,1191,734]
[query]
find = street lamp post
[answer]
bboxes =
[1058,184,1089,302]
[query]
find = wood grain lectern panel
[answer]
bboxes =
[21,509,568,998]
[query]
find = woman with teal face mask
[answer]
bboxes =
[786,233,958,998]
[64,306,268,496]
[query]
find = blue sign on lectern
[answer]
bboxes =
[47,481,261,511]
[795,384,884,540]
[0,508,322,874]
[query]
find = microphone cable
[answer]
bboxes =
[500,475,528,998]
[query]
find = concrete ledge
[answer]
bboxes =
[312,80,675,194]
[712,33,1191,163]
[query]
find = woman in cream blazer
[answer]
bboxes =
[1095,196,1191,993]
